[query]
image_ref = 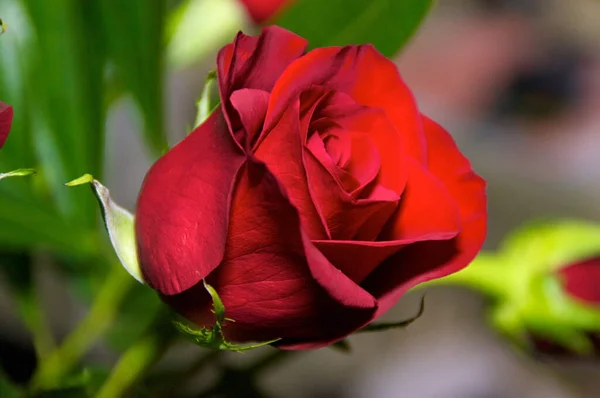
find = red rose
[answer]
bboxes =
[136,27,487,349]
[239,0,292,24]
[0,102,13,149]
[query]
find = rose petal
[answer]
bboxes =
[230,88,270,145]
[136,109,246,295]
[314,201,458,286]
[304,148,398,241]
[305,132,360,193]
[314,240,404,284]
[362,117,487,316]
[266,44,426,164]
[254,101,329,240]
[162,160,376,349]
[217,26,307,136]
[334,107,407,197]
[0,102,13,149]
[381,157,461,242]
[304,90,408,197]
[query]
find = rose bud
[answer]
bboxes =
[557,256,600,306]
[0,101,13,149]
[135,26,487,349]
[239,0,292,24]
[440,220,600,357]
[529,256,600,357]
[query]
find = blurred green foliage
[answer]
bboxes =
[0,0,169,256]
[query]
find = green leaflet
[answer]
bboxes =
[0,167,35,181]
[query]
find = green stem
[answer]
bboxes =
[10,253,56,362]
[199,350,297,397]
[17,289,55,361]
[416,252,508,299]
[31,263,135,390]
[96,310,177,398]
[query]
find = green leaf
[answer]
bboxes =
[21,0,107,219]
[500,219,600,274]
[0,0,107,253]
[66,174,143,283]
[358,296,425,333]
[174,280,280,352]
[274,0,433,57]
[99,0,168,156]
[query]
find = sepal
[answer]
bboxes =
[174,280,280,352]
[193,70,218,129]
[65,174,143,283]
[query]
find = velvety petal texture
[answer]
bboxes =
[135,27,487,349]
[136,110,245,295]
[163,160,376,349]
[0,102,13,149]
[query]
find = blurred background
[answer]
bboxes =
[1,0,600,396]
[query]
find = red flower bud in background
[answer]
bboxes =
[239,0,292,24]
[532,256,600,358]
[0,101,13,149]
[557,256,600,306]
[428,220,600,359]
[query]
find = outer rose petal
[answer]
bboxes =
[266,44,427,164]
[0,102,13,149]
[162,160,376,349]
[381,158,461,242]
[362,117,487,316]
[136,109,245,295]
[217,26,306,135]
